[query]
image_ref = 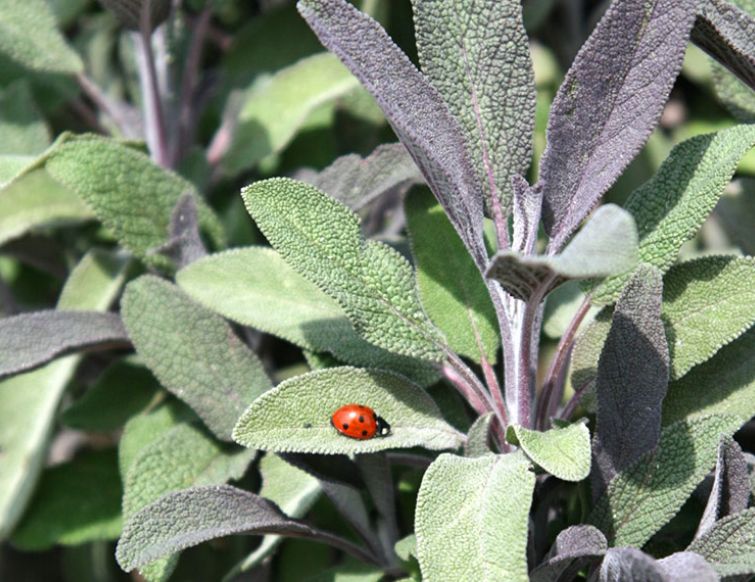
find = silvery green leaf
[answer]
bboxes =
[0,81,49,155]
[411,0,535,215]
[711,61,755,122]
[297,0,487,268]
[506,421,591,482]
[599,548,665,582]
[233,367,463,455]
[529,525,607,582]
[539,0,700,248]
[302,562,384,582]
[415,453,534,581]
[121,276,272,441]
[464,412,494,457]
[487,205,638,302]
[242,178,444,362]
[688,507,755,578]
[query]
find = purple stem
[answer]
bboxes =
[558,379,594,422]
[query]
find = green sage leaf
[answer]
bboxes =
[688,507,755,578]
[506,421,591,482]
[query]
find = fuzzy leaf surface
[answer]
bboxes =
[177,248,438,386]
[121,276,271,441]
[406,189,499,363]
[539,0,700,247]
[0,81,49,155]
[298,0,487,267]
[529,525,607,582]
[507,421,591,482]
[233,367,463,455]
[412,0,535,214]
[593,124,755,304]
[464,412,494,457]
[242,178,444,361]
[415,453,534,581]
[657,552,719,582]
[688,507,755,577]
[599,548,665,582]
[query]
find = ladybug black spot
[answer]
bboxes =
[362,430,368,436]
[304,423,312,429]
[373,412,377,421]
[342,423,349,430]
[359,415,365,423]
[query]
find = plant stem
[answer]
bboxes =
[558,379,594,422]
[76,74,136,138]
[441,360,490,417]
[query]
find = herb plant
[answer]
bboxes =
[0,0,754,580]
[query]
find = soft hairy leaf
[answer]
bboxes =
[592,266,669,497]
[415,453,535,581]
[599,548,665,582]
[242,178,444,361]
[688,507,755,577]
[0,81,49,155]
[0,311,127,380]
[10,450,122,550]
[298,0,487,268]
[302,563,384,582]
[507,421,591,482]
[153,194,207,270]
[121,276,271,441]
[222,53,359,174]
[593,124,755,304]
[662,255,755,379]
[529,525,607,582]
[412,0,535,214]
[539,0,700,248]
[177,248,438,386]
[657,552,719,582]
[0,250,127,539]
[233,367,463,455]
[464,412,494,457]
[487,205,638,302]
[405,189,499,363]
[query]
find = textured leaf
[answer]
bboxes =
[711,61,755,122]
[153,194,207,270]
[242,178,444,361]
[662,256,755,380]
[688,507,755,577]
[715,178,755,254]
[696,436,750,537]
[302,563,384,582]
[0,311,127,380]
[593,125,755,304]
[176,248,438,386]
[415,453,534,581]
[529,525,607,582]
[121,276,271,441]
[599,548,665,582]
[539,0,700,248]
[0,81,49,155]
[487,205,638,302]
[656,552,719,582]
[233,367,463,455]
[464,412,494,457]
[507,421,591,482]
[298,0,487,267]
[412,0,535,214]
[592,266,669,496]
[406,189,499,363]
[43,134,225,268]
[0,250,127,539]
[222,53,359,174]
[10,450,122,550]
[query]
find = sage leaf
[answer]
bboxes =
[599,548,665,582]
[298,0,488,268]
[464,412,494,457]
[688,507,755,578]
[412,0,535,214]
[657,552,719,582]
[233,367,463,455]
[711,61,755,122]
[97,0,170,30]
[405,189,499,364]
[121,276,272,441]
[242,178,444,361]
[0,81,50,155]
[539,0,700,248]
[529,525,607,582]
[507,421,591,482]
[153,194,207,270]
[415,453,534,581]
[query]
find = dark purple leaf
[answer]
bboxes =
[152,194,207,270]
[657,552,719,582]
[530,525,607,582]
[599,548,666,582]
[539,0,700,249]
[0,310,128,380]
[592,265,669,499]
[297,0,487,268]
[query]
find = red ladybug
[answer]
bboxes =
[331,404,391,440]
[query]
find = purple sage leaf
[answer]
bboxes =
[152,193,207,270]
[657,551,719,582]
[599,548,666,582]
[530,524,607,582]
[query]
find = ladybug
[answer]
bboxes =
[330,404,391,440]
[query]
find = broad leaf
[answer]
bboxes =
[177,248,439,386]
[657,552,719,582]
[599,548,665,582]
[539,0,700,248]
[153,194,207,270]
[507,421,591,482]
[121,276,271,441]
[688,507,755,578]
[415,453,534,581]
[242,178,444,361]
[529,525,607,582]
[0,81,50,155]
[0,311,127,380]
[298,0,487,267]
[233,367,463,455]
[487,205,638,302]
[593,124,755,304]
[464,412,494,457]
[412,0,535,214]
[405,189,499,363]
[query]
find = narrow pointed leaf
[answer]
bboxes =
[242,178,444,361]
[688,507,755,578]
[599,548,665,582]
[464,412,494,457]
[539,0,700,247]
[507,421,591,482]
[593,124,755,304]
[416,453,534,581]
[233,367,462,455]
[592,266,669,497]
[530,525,607,582]
[121,276,272,441]
[412,0,535,214]
[297,0,487,267]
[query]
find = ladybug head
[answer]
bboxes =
[376,415,391,437]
